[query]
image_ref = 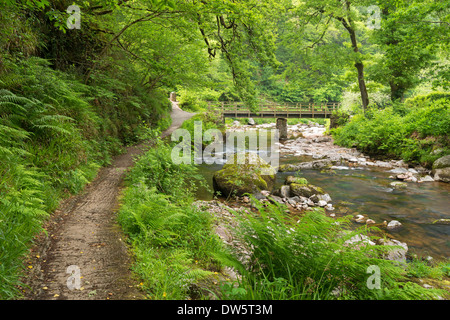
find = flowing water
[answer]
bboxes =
[194,131,450,260]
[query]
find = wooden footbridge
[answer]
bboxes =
[206,101,341,139]
[207,101,341,119]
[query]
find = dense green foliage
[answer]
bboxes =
[118,136,224,299]
[0,56,170,298]
[1,0,449,300]
[331,93,450,166]
[119,139,449,300]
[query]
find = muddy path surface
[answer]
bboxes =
[22,101,194,300]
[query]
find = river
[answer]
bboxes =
[193,122,450,260]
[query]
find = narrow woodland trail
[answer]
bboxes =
[22,101,195,300]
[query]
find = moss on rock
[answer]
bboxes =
[285,175,308,185]
[290,183,325,198]
[212,152,276,197]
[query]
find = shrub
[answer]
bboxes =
[331,92,450,166]
[177,88,221,112]
[330,109,351,129]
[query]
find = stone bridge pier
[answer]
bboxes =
[276,118,288,140]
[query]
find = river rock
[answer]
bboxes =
[310,193,332,203]
[387,220,402,231]
[377,239,408,262]
[252,191,267,200]
[286,198,297,206]
[318,193,332,203]
[373,160,392,168]
[317,200,327,207]
[433,167,450,183]
[395,160,408,167]
[390,181,407,189]
[396,171,418,182]
[313,136,332,143]
[353,215,366,224]
[213,152,276,197]
[344,234,375,249]
[279,159,333,171]
[432,155,450,169]
[432,155,450,183]
[247,118,256,125]
[260,190,271,197]
[290,183,325,198]
[418,175,434,183]
[389,168,408,174]
[268,195,284,204]
[432,219,450,225]
[285,175,308,185]
[279,185,290,198]
[296,196,309,203]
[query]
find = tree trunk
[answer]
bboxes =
[337,4,370,113]
[356,61,370,112]
[390,81,405,101]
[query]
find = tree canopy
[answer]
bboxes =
[1,0,449,111]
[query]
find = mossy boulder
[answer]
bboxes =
[212,152,277,197]
[290,183,324,198]
[432,155,450,170]
[432,155,450,183]
[285,175,308,185]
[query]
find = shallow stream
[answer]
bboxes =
[194,130,450,260]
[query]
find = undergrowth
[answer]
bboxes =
[216,198,449,300]
[118,137,224,300]
[331,92,450,167]
[118,142,449,300]
[0,56,170,299]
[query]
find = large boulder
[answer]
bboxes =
[279,159,333,172]
[432,155,450,183]
[290,183,325,198]
[213,152,277,197]
[377,239,408,263]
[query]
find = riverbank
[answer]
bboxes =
[194,196,450,300]
[193,119,450,299]
[227,119,437,181]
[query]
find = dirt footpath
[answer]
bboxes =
[22,101,195,300]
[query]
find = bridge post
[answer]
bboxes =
[276,118,288,140]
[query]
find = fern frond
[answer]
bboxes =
[0,94,33,106]
[0,101,27,115]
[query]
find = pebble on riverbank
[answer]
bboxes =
[386,220,403,231]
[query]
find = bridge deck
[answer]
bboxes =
[207,102,340,119]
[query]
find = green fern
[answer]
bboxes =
[219,198,447,300]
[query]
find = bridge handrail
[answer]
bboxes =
[206,101,341,113]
